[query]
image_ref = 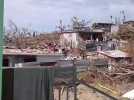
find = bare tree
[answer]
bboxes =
[5,20,34,49]
[71,16,90,31]
[56,20,66,33]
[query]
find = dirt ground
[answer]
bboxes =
[118,82,134,94]
[54,84,112,100]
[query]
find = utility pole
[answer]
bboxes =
[0,0,4,100]
[120,10,126,24]
[110,16,113,24]
[122,10,126,23]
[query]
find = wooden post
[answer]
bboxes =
[73,60,77,100]
[66,87,69,100]
[0,0,4,99]
[48,68,54,100]
[58,88,61,100]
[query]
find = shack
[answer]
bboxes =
[97,50,132,64]
[3,49,64,67]
[60,30,105,52]
[78,29,104,42]
[92,22,114,32]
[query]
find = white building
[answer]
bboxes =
[111,25,119,34]
[60,30,105,50]
[60,32,79,49]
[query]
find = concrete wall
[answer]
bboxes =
[60,33,79,48]
[37,55,65,62]
[111,25,119,33]
[4,55,65,67]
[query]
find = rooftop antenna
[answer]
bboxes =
[57,19,65,33]
[119,11,122,24]
[110,15,113,24]
[122,10,126,23]
[120,10,126,24]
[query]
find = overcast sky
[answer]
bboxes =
[4,0,134,32]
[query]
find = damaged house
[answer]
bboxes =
[92,22,114,33]
[60,29,105,52]
[88,50,133,71]
[3,49,64,67]
[97,50,132,65]
[60,22,117,53]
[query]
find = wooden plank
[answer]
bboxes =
[78,80,119,100]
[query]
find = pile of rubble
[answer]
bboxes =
[5,33,62,54]
[5,33,60,49]
[79,63,134,94]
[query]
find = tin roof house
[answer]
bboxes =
[60,29,105,51]
[92,22,114,33]
[97,50,132,64]
[3,49,64,67]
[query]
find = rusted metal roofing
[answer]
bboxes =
[97,50,130,58]
[3,49,62,56]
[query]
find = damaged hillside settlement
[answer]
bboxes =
[2,18,134,100]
